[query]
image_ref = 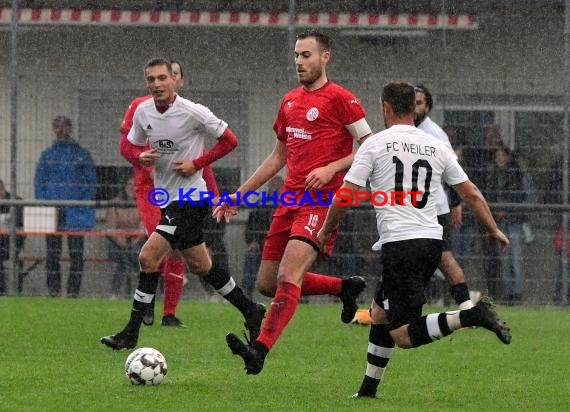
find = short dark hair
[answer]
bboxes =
[144,58,172,74]
[296,29,331,52]
[170,59,184,78]
[382,82,415,116]
[414,84,433,110]
[52,115,72,128]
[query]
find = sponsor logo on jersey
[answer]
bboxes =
[158,140,173,149]
[285,126,312,140]
[153,139,177,155]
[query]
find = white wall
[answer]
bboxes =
[0,7,566,194]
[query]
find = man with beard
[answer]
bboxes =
[215,29,372,375]
[414,85,478,310]
[318,82,511,398]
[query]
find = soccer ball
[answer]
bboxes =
[125,347,168,385]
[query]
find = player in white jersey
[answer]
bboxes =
[414,84,476,310]
[128,96,224,197]
[317,82,511,399]
[101,58,265,351]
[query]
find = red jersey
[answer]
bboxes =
[273,81,366,197]
[120,95,152,138]
[120,95,153,189]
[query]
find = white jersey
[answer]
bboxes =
[417,116,454,215]
[345,124,468,247]
[127,95,227,203]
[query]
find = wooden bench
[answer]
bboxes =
[1,229,146,294]
[16,255,118,294]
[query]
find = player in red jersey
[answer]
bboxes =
[214,29,373,374]
[119,60,219,327]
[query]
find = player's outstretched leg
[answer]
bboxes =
[101,272,160,350]
[339,276,366,323]
[300,273,366,323]
[203,261,266,342]
[352,323,394,399]
[460,296,511,344]
[226,333,268,375]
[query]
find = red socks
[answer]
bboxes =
[300,272,342,296]
[162,255,185,316]
[257,282,301,350]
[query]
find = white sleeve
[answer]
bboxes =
[344,141,374,187]
[127,110,147,147]
[442,145,468,186]
[193,103,228,139]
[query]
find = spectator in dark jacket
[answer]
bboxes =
[0,179,24,295]
[34,115,96,297]
[483,146,530,303]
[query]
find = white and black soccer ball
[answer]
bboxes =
[125,347,168,385]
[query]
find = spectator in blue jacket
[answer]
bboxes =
[34,115,96,297]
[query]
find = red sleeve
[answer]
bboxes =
[334,86,367,126]
[119,95,153,172]
[202,164,219,196]
[193,128,238,170]
[120,96,150,136]
[120,134,153,174]
[273,97,288,142]
[120,132,142,167]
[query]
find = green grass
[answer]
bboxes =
[1,298,568,412]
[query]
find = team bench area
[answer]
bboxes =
[0,229,146,295]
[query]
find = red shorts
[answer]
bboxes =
[135,180,161,236]
[262,204,338,261]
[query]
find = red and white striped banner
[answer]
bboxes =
[0,8,477,29]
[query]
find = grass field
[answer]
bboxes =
[1,297,568,412]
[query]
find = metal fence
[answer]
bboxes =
[0,72,569,304]
[1,198,568,307]
[1,2,569,305]
[1,70,569,304]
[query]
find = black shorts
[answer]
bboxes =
[438,213,452,252]
[374,238,442,331]
[155,202,210,250]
